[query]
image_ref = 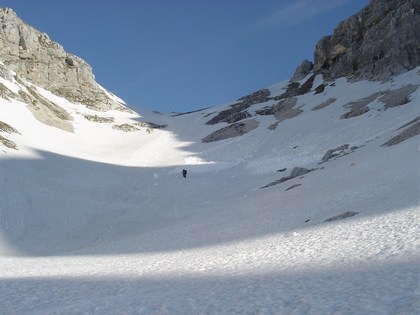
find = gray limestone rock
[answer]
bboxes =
[83,115,115,123]
[0,7,127,112]
[206,89,271,125]
[0,135,17,149]
[320,144,351,163]
[382,120,420,146]
[112,124,140,132]
[260,166,315,189]
[312,98,337,111]
[291,59,314,82]
[379,84,419,109]
[0,120,19,134]
[340,92,382,119]
[313,0,420,81]
[202,119,259,142]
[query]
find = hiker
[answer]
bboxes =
[182,169,187,178]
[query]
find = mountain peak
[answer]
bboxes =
[0,7,127,112]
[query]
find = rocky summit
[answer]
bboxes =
[0,7,126,112]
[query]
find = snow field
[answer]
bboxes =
[0,207,418,314]
[0,67,419,314]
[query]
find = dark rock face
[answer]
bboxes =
[314,0,420,81]
[273,75,316,100]
[206,89,271,125]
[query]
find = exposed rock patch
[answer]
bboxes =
[285,183,302,191]
[324,211,358,222]
[134,122,167,129]
[273,75,316,100]
[313,83,326,95]
[237,88,272,105]
[202,119,259,143]
[206,89,270,125]
[83,114,115,123]
[112,124,139,132]
[312,98,336,111]
[0,82,18,101]
[319,144,359,164]
[257,97,303,130]
[171,107,210,117]
[397,117,420,130]
[0,135,17,149]
[379,84,419,109]
[340,93,381,119]
[382,120,420,146]
[260,166,315,189]
[0,120,19,134]
[17,86,73,132]
[205,75,317,129]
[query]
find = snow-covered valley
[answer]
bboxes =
[0,55,419,313]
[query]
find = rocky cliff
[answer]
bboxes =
[312,0,420,81]
[203,0,420,143]
[0,7,126,111]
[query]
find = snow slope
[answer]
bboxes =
[0,64,419,314]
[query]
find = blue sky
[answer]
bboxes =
[1,0,368,113]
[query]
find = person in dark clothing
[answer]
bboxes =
[182,169,187,178]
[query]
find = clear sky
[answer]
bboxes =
[1,0,368,113]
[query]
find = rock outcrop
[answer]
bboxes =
[291,59,314,82]
[313,0,420,81]
[0,7,127,111]
[202,119,259,143]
